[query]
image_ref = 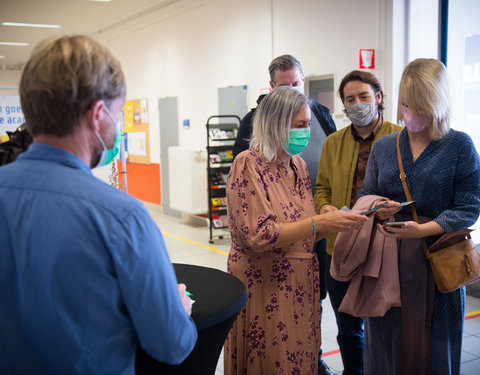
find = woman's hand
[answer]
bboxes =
[377,220,445,239]
[178,283,193,316]
[316,210,369,234]
[319,204,337,215]
[374,201,403,220]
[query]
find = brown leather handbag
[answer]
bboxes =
[396,131,480,293]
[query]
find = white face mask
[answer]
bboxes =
[291,84,304,94]
[346,101,377,127]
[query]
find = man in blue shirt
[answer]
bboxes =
[0,35,197,374]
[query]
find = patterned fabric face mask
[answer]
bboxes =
[346,101,377,127]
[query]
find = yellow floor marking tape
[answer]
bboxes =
[160,231,480,319]
[465,310,480,319]
[162,231,229,256]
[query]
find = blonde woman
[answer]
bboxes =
[359,58,480,374]
[224,86,367,374]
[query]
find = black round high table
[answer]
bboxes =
[135,263,247,375]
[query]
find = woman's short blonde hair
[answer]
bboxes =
[20,35,126,137]
[250,87,309,162]
[397,58,451,140]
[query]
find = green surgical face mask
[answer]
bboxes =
[282,127,310,155]
[93,106,122,168]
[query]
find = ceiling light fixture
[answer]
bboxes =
[0,42,29,46]
[2,22,61,28]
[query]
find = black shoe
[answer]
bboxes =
[318,359,335,375]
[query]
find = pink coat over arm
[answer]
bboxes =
[330,195,401,317]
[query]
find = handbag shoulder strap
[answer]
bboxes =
[396,131,430,256]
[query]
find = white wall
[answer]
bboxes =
[0,70,21,95]
[3,0,443,165]
[95,0,398,164]
[408,0,440,61]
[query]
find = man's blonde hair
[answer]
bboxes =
[250,87,310,162]
[397,58,451,140]
[268,54,303,84]
[20,35,126,137]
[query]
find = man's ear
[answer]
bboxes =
[269,81,276,90]
[86,100,105,132]
[376,91,383,104]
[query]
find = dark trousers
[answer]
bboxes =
[325,254,364,375]
[313,239,327,361]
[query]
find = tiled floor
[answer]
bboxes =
[146,204,480,375]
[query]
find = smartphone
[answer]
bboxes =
[384,221,406,227]
[360,201,388,216]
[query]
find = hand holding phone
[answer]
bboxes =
[384,221,405,227]
[360,201,388,216]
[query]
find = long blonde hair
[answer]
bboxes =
[397,58,451,140]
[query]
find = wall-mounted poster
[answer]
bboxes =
[122,98,150,164]
[359,49,375,69]
[127,132,147,156]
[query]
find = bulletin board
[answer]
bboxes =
[123,98,150,164]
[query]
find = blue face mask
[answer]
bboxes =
[282,127,310,155]
[93,106,122,168]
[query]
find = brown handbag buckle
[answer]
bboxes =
[465,254,473,277]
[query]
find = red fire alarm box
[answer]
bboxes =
[359,49,375,69]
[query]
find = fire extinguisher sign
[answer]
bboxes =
[359,49,375,69]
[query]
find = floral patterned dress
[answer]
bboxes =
[224,148,321,375]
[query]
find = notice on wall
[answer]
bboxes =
[122,98,150,164]
[140,98,149,124]
[127,131,147,156]
[123,100,135,132]
[0,96,25,135]
[359,49,375,69]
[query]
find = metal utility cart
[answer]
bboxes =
[205,115,240,243]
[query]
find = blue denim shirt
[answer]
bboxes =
[0,143,197,374]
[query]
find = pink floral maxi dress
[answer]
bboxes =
[224,149,321,375]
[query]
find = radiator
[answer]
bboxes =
[168,146,208,214]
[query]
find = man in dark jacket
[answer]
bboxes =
[233,54,336,190]
[233,54,336,375]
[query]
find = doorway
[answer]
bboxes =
[305,75,335,113]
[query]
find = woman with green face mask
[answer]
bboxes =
[224,86,368,375]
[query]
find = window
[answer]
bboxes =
[446,0,480,242]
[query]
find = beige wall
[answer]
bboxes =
[92,0,405,163]
[1,0,442,164]
[0,70,21,96]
